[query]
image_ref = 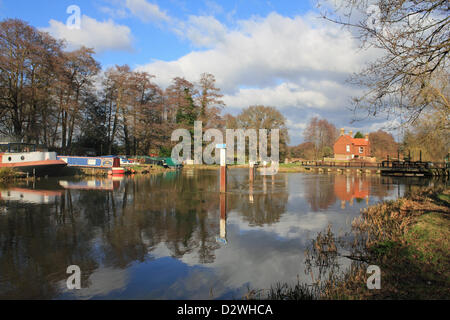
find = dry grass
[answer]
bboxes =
[0,168,21,181]
[322,186,450,299]
[255,186,450,300]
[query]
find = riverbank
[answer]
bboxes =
[277,163,308,172]
[0,165,177,181]
[249,186,449,300]
[327,186,450,299]
[0,168,31,181]
[183,164,256,170]
[183,163,308,172]
[61,165,177,177]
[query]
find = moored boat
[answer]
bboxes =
[0,142,67,176]
[56,155,120,168]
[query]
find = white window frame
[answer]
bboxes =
[359,147,364,154]
[346,145,350,152]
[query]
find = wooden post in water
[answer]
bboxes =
[217,144,227,193]
[249,161,255,182]
[249,177,254,203]
[220,193,227,241]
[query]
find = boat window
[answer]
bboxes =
[0,144,8,152]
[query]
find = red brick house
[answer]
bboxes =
[333,129,371,160]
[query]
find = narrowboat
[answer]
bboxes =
[0,142,67,176]
[56,155,120,168]
[56,155,126,175]
[133,156,183,169]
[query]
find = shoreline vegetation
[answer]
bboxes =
[0,165,177,181]
[247,186,449,300]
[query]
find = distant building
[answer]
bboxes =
[333,129,371,160]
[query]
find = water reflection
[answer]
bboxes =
[59,179,121,191]
[0,171,445,299]
[334,175,370,209]
[0,188,64,204]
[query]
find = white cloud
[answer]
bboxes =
[133,11,384,144]
[125,0,171,23]
[204,0,224,15]
[366,119,402,135]
[223,82,329,109]
[42,15,133,53]
[137,12,379,103]
[183,15,227,47]
[99,6,129,19]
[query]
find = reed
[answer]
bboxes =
[255,186,450,300]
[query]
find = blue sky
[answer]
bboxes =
[0,0,399,145]
[1,1,311,67]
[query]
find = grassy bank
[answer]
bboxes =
[328,186,450,299]
[61,165,177,177]
[277,163,308,173]
[0,168,27,181]
[249,186,449,300]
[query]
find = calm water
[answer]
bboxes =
[0,169,444,299]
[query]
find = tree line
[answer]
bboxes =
[0,18,290,158]
[289,116,448,162]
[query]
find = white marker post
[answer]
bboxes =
[216,144,227,193]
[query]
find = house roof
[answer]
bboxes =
[352,138,369,146]
[336,135,369,146]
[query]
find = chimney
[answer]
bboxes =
[365,134,369,141]
[340,128,345,136]
[349,130,353,137]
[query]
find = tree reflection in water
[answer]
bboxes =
[0,171,441,299]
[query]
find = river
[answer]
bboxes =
[0,169,444,299]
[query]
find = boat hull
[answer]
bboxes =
[0,160,67,176]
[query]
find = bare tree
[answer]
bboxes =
[304,117,338,159]
[236,105,290,160]
[196,73,225,128]
[102,65,132,154]
[317,0,449,125]
[368,129,398,160]
[0,19,63,142]
[57,47,100,152]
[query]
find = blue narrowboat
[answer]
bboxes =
[57,156,120,168]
